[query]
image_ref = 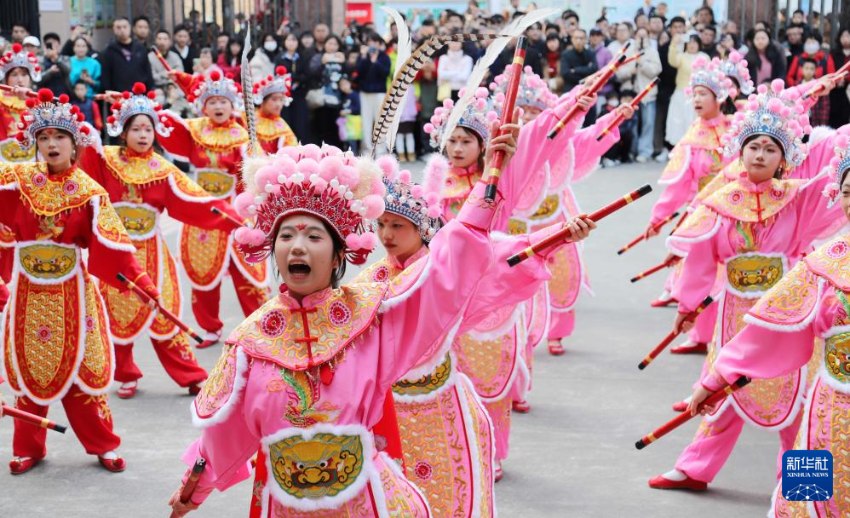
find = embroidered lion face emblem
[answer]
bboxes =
[19,244,77,279]
[268,433,364,499]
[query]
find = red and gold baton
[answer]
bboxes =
[1,404,66,433]
[547,42,632,140]
[154,47,174,73]
[617,210,679,255]
[211,206,248,228]
[116,273,204,344]
[507,184,652,266]
[637,296,714,370]
[597,77,658,142]
[170,458,207,518]
[630,255,681,283]
[635,377,750,449]
[484,36,528,203]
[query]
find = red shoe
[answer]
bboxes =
[188,383,202,396]
[197,329,222,350]
[98,453,126,473]
[650,297,678,308]
[670,342,708,354]
[548,339,565,356]
[512,400,531,413]
[9,456,42,475]
[672,400,688,412]
[117,381,137,399]
[494,461,503,483]
[648,473,707,491]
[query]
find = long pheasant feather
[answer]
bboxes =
[440,8,558,151]
[369,32,500,157]
[241,27,258,157]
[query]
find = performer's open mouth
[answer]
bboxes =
[288,262,311,278]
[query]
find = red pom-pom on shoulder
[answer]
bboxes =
[132,82,146,95]
[37,89,54,103]
[209,70,221,81]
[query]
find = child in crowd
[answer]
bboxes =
[395,89,418,162]
[800,57,831,126]
[70,80,102,131]
[338,76,362,153]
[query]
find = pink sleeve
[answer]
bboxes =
[461,225,562,328]
[793,128,837,180]
[493,93,584,229]
[378,182,497,386]
[570,110,621,183]
[650,148,699,225]
[702,293,836,391]
[672,232,720,313]
[179,384,258,503]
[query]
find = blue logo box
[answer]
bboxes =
[781,450,833,502]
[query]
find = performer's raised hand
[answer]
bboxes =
[563,215,597,242]
[615,104,636,120]
[577,93,597,112]
[483,107,521,176]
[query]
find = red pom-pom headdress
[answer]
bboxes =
[0,43,41,83]
[106,82,172,137]
[17,88,95,149]
[189,70,244,113]
[251,65,292,106]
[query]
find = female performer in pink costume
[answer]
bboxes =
[357,153,594,516]
[167,128,595,515]
[423,81,616,478]
[649,77,842,491]
[687,125,850,515]
[487,68,634,422]
[642,55,748,357]
[78,82,244,399]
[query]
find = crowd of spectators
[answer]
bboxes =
[1,1,848,165]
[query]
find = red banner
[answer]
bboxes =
[346,2,373,24]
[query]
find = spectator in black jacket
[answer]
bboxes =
[276,32,311,142]
[560,28,598,124]
[356,32,391,155]
[39,33,72,96]
[172,25,198,78]
[100,17,154,93]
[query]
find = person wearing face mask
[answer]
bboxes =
[78,83,244,400]
[159,69,271,349]
[786,32,835,87]
[648,75,843,493]
[250,32,280,80]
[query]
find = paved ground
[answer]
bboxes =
[0,159,783,517]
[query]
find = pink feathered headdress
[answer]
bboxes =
[233,144,385,265]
